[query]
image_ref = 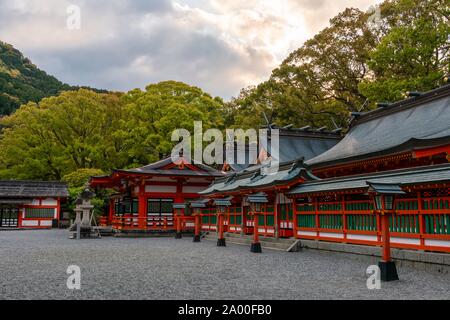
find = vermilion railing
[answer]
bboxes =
[111,215,195,231]
[200,208,217,231]
[294,196,450,253]
[226,207,242,233]
[99,216,109,227]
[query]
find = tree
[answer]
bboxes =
[226,8,378,131]
[121,81,225,165]
[359,0,450,102]
[0,82,225,180]
[0,89,128,180]
[227,0,450,130]
[62,168,106,217]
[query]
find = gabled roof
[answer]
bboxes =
[306,84,450,168]
[226,128,341,172]
[90,156,225,188]
[115,156,224,177]
[200,159,319,195]
[0,181,69,198]
[288,163,450,196]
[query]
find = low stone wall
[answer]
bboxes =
[299,239,450,274]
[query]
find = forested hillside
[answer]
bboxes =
[0,41,107,115]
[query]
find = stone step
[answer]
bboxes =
[204,232,299,252]
[224,232,295,243]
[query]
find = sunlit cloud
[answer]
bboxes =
[0,0,382,99]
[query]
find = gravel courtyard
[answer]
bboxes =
[0,230,449,300]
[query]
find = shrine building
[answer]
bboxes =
[0,180,68,229]
[198,84,450,253]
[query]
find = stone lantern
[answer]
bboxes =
[213,197,232,247]
[70,188,96,238]
[368,182,405,281]
[246,192,268,253]
[190,199,209,242]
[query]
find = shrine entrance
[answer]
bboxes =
[0,206,19,228]
[147,199,174,229]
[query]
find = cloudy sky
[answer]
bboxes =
[0,0,382,99]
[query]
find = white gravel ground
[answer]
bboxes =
[0,229,449,300]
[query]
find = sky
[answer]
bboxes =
[0,0,382,99]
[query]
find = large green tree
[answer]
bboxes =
[0,89,127,180]
[121,81,225,165]
[359,0,450,102]
[226,8,378,131]
[0,82,225,180]
[226,0,450,130]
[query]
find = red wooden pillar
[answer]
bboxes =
[314,197,319,238]
[108,198,114,225]
[217,212,226,246]
[18,206,23,228]
[193,213,201,242]
[342,195,347,242]
[138,185,147,230]
[381,212,391,262]
[274,193,279,239]
[250,212,262,253]
[56,197,61,225]
[417,191,425,248]
[253,213,260,243]
[292,198,298,239]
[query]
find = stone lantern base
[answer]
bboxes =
[379,261,399,281]
[250,242,262,253]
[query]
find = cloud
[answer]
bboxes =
[0,0,383,99]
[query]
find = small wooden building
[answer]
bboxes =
[0,180,68,229]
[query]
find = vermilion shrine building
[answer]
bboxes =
[89,157,224,233]
[92,84,450,253]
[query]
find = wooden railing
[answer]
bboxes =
[295,196,450,253]
[227,207,242,233]
[111,215,195,231]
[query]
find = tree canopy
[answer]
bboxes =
[225,0,450,131]
[0,82,224,180]
[359,0,450,102]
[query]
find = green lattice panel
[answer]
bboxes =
[297,214,315,228]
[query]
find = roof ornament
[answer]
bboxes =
[289,158,305,173]
[376,102,392,109]
[403,91,423,98]
[250,166,267,181]
[224,173,237,185]
[299,125,311,131]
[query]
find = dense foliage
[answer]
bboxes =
[0,41,108,115]
[0,41,71,115]
[225,0,449,130]
[0,82,224,181]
